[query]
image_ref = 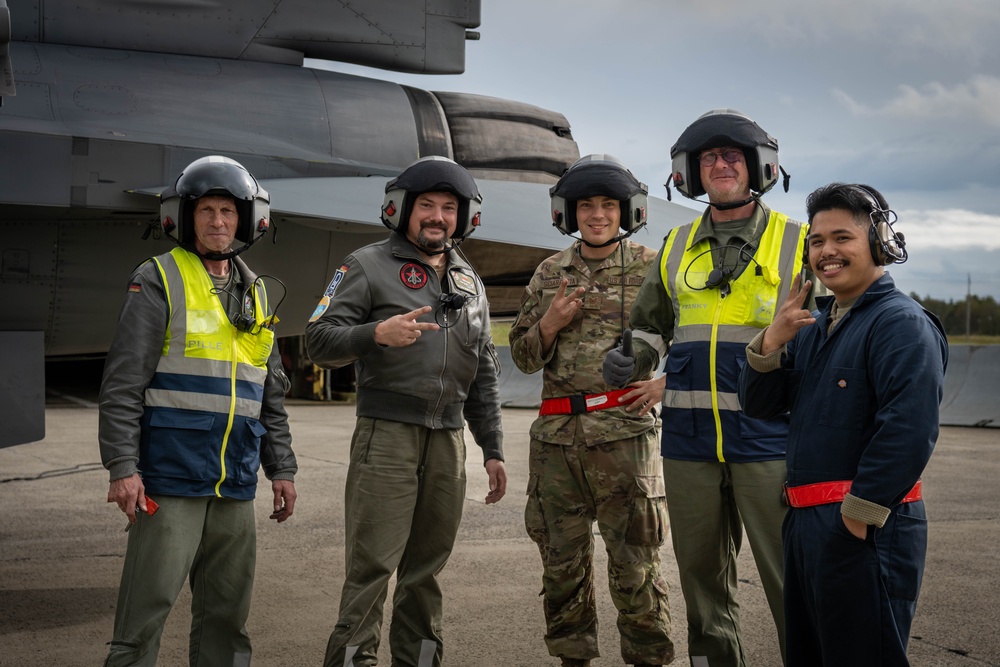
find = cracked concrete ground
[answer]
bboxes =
[1,399,997,666]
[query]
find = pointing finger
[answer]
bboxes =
[404,305,433,320]
[411,322,440,331]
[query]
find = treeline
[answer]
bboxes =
[912,294,1000,336]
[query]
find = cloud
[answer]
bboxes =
[892,245,1000,300]
[897,208,1000,250]
[833,75,1000,126]
[674,0,1000,67]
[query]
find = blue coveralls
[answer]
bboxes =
[738,274,948,666]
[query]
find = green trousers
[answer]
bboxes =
[103,495,256,667]
[524,431,674,665]
[663,458,787,667]
[324,418,467,667]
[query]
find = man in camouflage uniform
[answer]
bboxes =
[509,155,674,667]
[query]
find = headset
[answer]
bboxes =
[802,184,907,269]
[683,242,763,296]
[212,274,286,334]
[853,185,907,266]
[433,291,482,328]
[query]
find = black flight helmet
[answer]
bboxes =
[381,156,483,243]
[550,154,648,245]
[160,155,270,259]
[669,109,785,202]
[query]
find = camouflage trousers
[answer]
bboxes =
[524,430,674,665]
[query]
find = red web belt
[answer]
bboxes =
[538,389,633,416]
[784,479,922,508]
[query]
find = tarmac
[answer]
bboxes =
[2,397,999,666]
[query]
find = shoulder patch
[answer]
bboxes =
[310,264,349,323]
[324,265,349,298]
[309,295,330,322]
[128,282,142,294]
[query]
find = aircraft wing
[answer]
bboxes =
[257,175,696,315]
[135,175,695,315]
[9,0,480,73]
[257,176,695,252]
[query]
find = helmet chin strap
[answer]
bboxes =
[192,234,263,261]
[711,193,759,211]
[406,236,458,257]
[579,227,637,249]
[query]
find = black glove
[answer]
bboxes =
[602,330,634,387]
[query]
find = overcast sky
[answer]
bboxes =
[314,0,1000,302]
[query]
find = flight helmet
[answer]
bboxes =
[669,109,783,200]
[550,154,648,239]
[381,156,483,241]
[160,155,270,256]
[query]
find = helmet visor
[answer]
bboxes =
[176,159,260,201]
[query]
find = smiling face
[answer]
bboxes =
[406,191,459,254]
[807,208,885,301]
[576,195,622,258]
[699,145,751,206]
[192,195,239,255]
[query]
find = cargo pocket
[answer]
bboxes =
[142,410,216,481]
[662,353,695,437]
[232,419,267,485]
[885,507,928,602]
[523,473,549,547]
[625,474,669,546]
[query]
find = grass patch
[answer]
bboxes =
[948,335,1000,345]
[492,319,513,347]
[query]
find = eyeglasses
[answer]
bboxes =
[698,148,744,168]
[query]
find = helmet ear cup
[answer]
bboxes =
[671,151,697,198]
[754,145,780,195]
[381,187,408,233]
[456,196,482,240]
[622,191,648,232]
[550,194,575,234]
[160,187,181,239]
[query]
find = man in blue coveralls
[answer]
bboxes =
[738,182,948,666]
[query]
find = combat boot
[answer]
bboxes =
[560,659,590,667]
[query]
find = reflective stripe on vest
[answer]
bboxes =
[660,212,807,461]
[147,247,273,495]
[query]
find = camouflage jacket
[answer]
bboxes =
[509,239,658,446]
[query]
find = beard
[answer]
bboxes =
[416,226,448,252]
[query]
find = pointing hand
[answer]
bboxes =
[374,306,440,347]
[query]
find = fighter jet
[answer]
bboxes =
[0,0,695,446]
